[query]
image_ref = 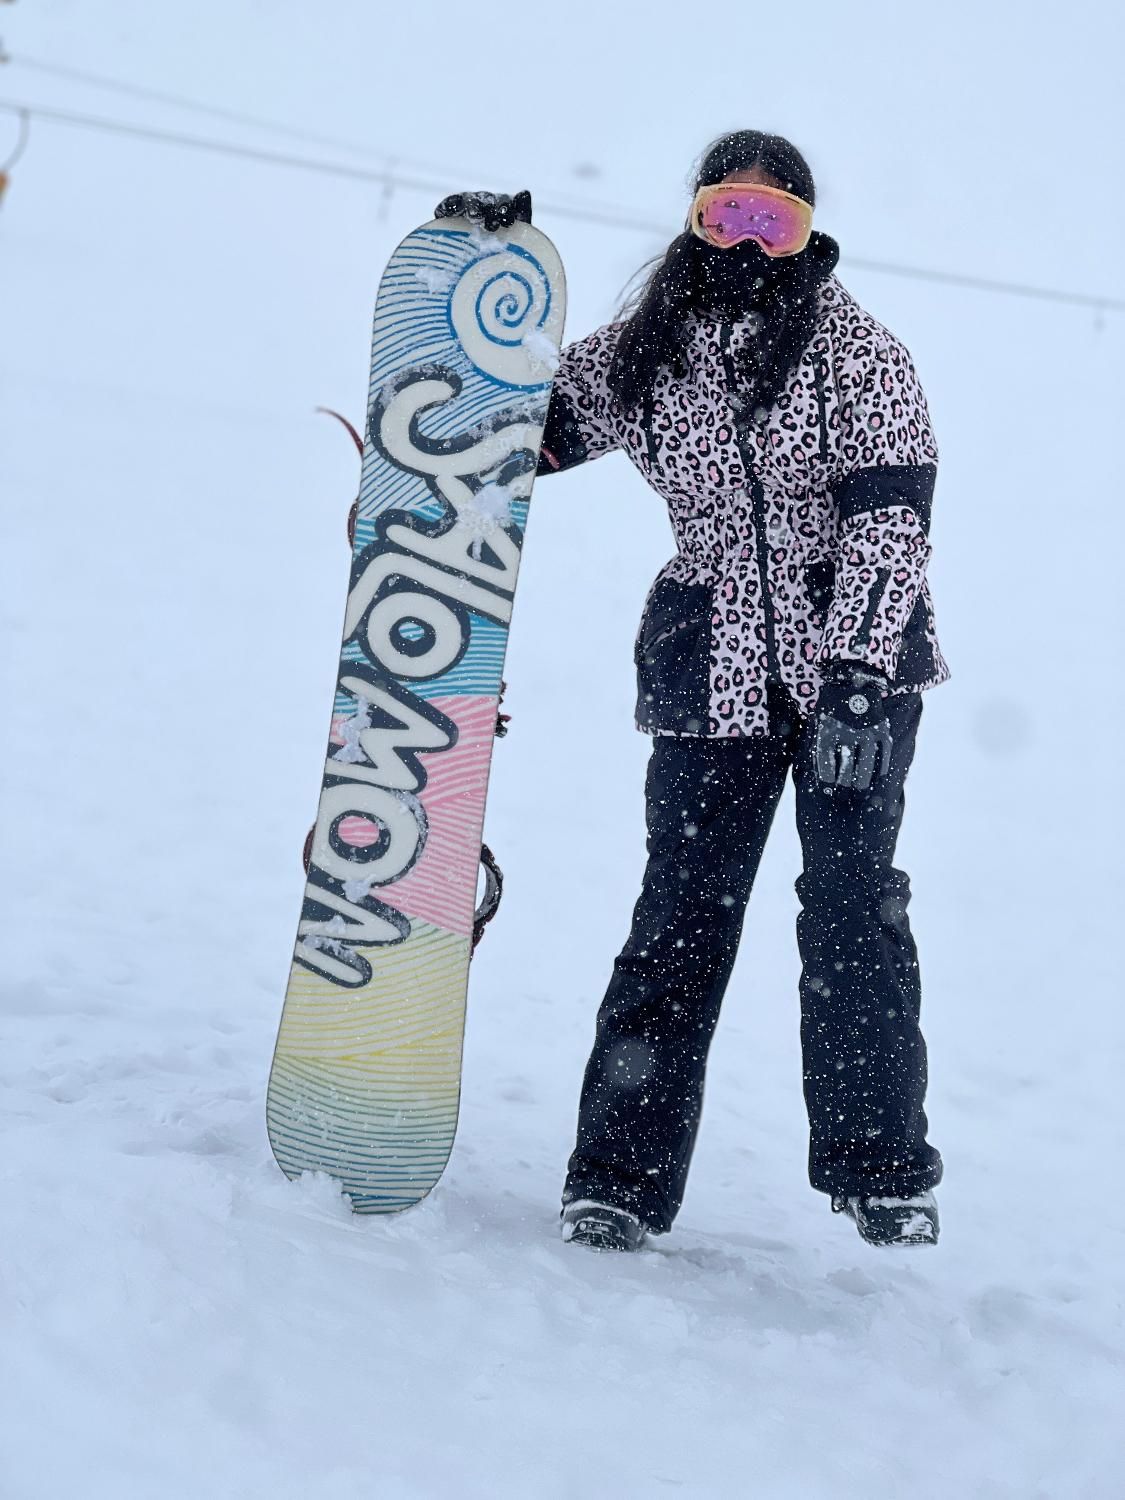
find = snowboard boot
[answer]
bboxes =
[832,1191,940,1246]
[561,1200,648,1253]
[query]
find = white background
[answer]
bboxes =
[1,3,1123,1496]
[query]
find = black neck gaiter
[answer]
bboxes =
[691,230,840,415]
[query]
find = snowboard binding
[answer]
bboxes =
[299,828,505,955]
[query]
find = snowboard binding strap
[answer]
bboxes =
[472,844,504,952]
[300,831,505,957]
[315,407,364,547]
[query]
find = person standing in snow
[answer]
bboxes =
[438,129,945,1252]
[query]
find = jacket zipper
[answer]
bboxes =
[643,392,659,469]
[720,322,780,682]
[811,357,830,461]
[851,567,892,652]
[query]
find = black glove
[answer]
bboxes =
[434,190,532,232]
[815,662,893,792]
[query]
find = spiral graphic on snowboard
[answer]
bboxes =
[450,240,563,388]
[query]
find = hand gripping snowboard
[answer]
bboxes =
[267,215,565,1212]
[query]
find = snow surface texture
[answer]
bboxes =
[2,2,1124,1497]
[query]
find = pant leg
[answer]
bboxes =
[563,726,792,1232]
[792,693,943,1199]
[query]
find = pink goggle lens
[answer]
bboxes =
[691,185,813,257]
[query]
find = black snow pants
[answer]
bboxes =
[563,684,942,1233]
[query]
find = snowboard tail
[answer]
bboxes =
[267,218,565,1212]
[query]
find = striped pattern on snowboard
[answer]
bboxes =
[267,218,565,1212]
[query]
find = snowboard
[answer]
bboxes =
[267,214,566,1212]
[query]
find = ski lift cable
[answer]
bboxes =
[0,96,1121,316]
[0,101,27,171]
[4,50,489,184]
[4,48,658,225]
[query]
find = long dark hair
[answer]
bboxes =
[607,130,834,412]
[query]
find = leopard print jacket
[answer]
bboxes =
[539,274,949,737]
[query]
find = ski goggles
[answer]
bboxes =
[688,182,813,256]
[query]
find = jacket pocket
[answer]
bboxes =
[811,358,831,462]
[850,566,892,653]
[803,559,837,619]
[634,577,712,733]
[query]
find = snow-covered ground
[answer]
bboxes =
[2,3,1123,1496]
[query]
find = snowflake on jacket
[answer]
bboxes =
[539,274,949,737]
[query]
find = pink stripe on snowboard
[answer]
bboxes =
[331,695,499,939]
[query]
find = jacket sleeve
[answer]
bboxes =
[819,336,939,680]
[536,325,623,475]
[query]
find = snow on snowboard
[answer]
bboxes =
[267,214,566,1212]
